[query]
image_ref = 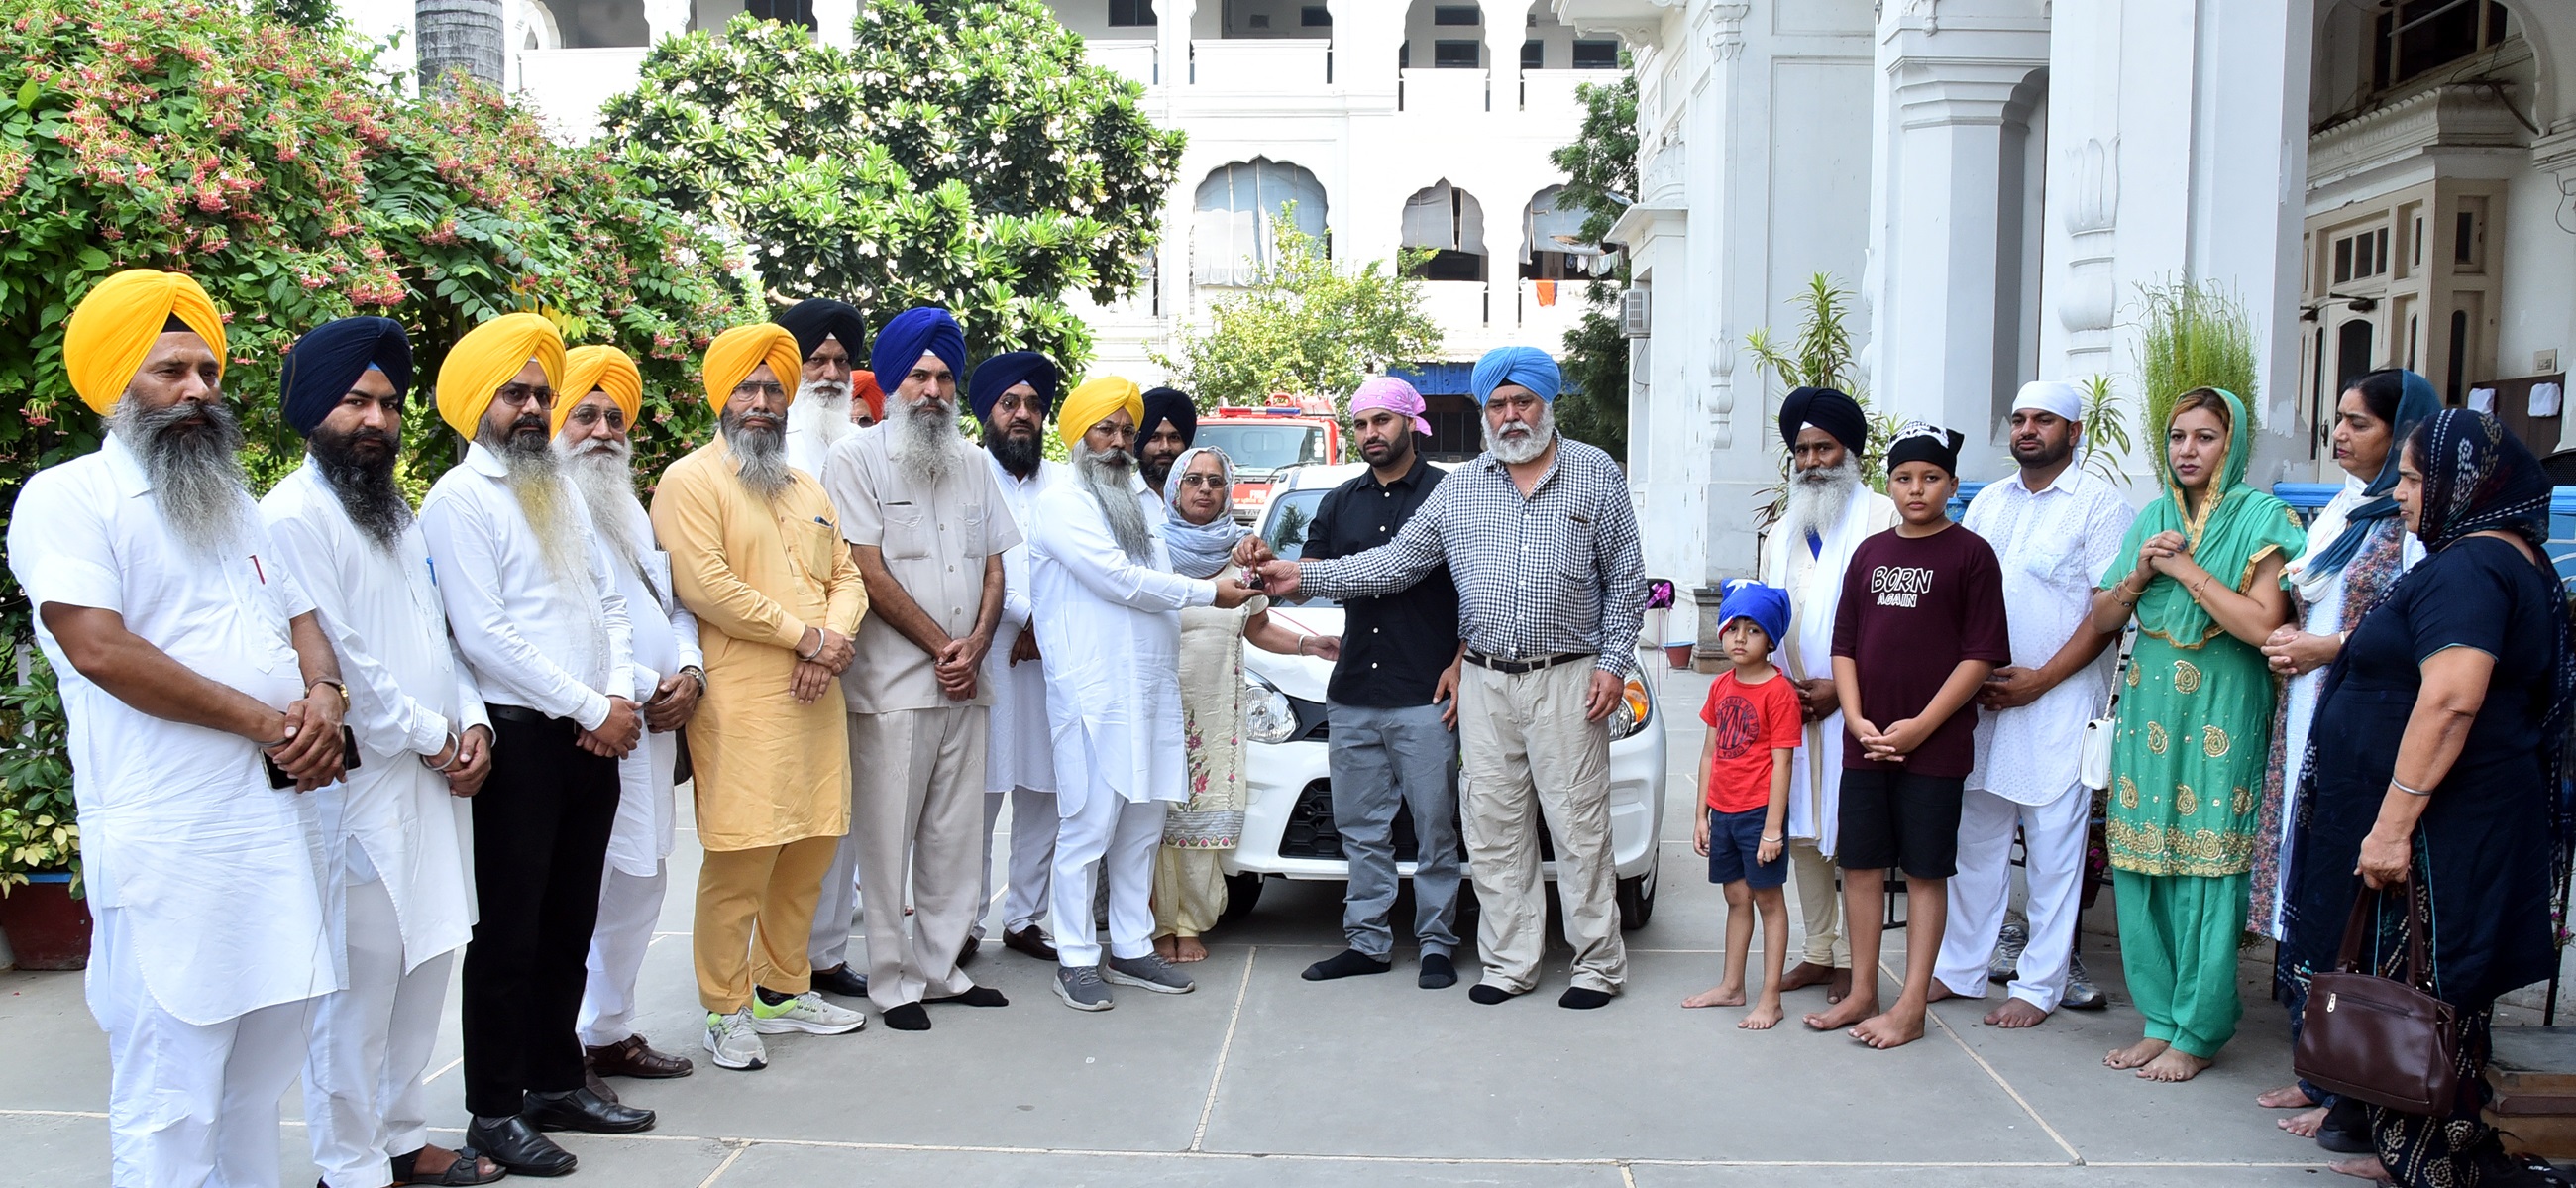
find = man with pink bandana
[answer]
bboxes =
[1294,377,1467,990]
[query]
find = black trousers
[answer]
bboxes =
[461,710,621,1118]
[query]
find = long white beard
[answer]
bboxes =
[560,436,653,601]
[886,395,964,487]
[1780,456,1863,544]
[112,398,252,557]
[1483,402,1556,466]
[790,378,854,451]
[1074,444,1154,564]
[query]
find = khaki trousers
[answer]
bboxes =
[693,834,838,1014]
[848,705,989,1011]
[1457,660,1625,995]
[1790,841,1850,967]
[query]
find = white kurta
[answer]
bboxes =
[1960,468,2136,805]
[595,494,701,878]
[1027,475,1215,817]
[1756,486,1898,854]
[260,460,485,970]
[7,434,334,1026]
[984,452,1062,795]
[786,401,862,482]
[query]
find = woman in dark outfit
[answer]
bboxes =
[2285,409,2575,1186]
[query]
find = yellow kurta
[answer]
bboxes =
[651,438,868,852]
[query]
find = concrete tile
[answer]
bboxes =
[1626,1163,2317,1187]
[702,1138,1633,1188]
[0,969,105,1113]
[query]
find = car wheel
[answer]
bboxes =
[1616,857,1659,931]
[1221,871,1264,923]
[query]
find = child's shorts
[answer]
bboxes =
[1706,806,1788,889]
[1835,768,1966,879]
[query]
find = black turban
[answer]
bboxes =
[969,351,1059,423]
[279,317,412,438]
[1778,385,1868,455]
[1885,422,1966,477]
[1140,386,1197,447]
[776,298,867,368]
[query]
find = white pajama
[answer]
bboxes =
[579,863,669,1047]
[1049,774,1167,967]
[1935,781,2090,1012]
[305,877,454,1188]
[92,905,316,1188]
[979,786,1055,938]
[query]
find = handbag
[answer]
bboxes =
[2078,633,2130,791]
[2293,882,2460,1114]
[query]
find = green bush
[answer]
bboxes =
[0,649,74,894]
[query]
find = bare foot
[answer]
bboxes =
[2280,1106,2328,1137]
[2104,1036,2169,1070]
[1777,960,1836,992]
[410,1145,499,1182]
[1740,1000,1785,1030]
[2258,1083,2318,1110]
[1153,935,1178,960]
[1985,998,2050,1028]
[1829,966,1853,1004]
[2328,1155,2394,1183]
[1852,1005,1927,1049]
[1924,982,1961,1004]
[1172,935,1208,963]
[1683,983,1747,1009]
[2137,1047,2213,1082]
[1803,992,1877,1032]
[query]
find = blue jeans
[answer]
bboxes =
[1326,701,1463,959]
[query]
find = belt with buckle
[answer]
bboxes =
[1462,651,1594,676]
[485,703,555,726]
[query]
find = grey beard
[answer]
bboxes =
[722,412,793,500]
[1483,404,1556,466]
[113,398,251,556]
[1074,445,1154,564]
[1781,456,1863,544]
[790,380,854,450]
[560,436,655,604]
[309,428,412,552]
[479,418,592,589]
[886,396,963,487]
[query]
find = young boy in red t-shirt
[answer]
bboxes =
[1683,580,1802,1029]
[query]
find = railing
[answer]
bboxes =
[1192,39,1332,91]
[1085,39,1158,88]
[1398,67,1486,113]
[515,48,651,142]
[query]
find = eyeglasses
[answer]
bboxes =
[1175,474,1229,490]
[493,383,555,410]
[730,381,788,402]
[565,404,627,430]
[991,393,1043,414]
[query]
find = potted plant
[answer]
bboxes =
[0,648,86,970]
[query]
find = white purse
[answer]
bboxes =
[2078,633,2133,792]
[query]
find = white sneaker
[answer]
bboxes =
[703,1009,768,1071]
[751,990,867,1035]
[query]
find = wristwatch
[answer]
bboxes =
[682,666,708,695]
[309,677,349,711]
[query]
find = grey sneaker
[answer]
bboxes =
[750,990,866,1035]
[1055,965,1114,1012]
[702,1009,768,1071]
[1988,918,2027,983]
[1105,952,1197,995]
[2062,950,2107,1011]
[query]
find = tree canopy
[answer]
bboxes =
[1548,72,1636,459]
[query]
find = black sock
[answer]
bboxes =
[882,1002,931,1030]
[929,986,1010,1007]
[1302,948,1393,981]
[755,986,793,1007]
[1418,952,1457,990]
[1558,987,1613,1010]
[1468,984,1517,1005]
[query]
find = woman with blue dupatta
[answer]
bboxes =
[2086,387,2305,1083]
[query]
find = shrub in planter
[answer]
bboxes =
[0,647,87,970]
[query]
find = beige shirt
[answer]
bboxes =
[822,430,1020,714]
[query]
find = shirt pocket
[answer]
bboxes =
[959,503,989,559]
[882,502,931,561]
[790,518,843,580]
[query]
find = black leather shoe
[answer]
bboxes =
[2316,1098,2373,1154]
[812,963,871,998]
[958,935,981,966]
[1003,925,1058,962]
[522,1086,656,1134]
[466,1115,576,1177]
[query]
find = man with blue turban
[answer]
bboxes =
[1253,346,1647,1011]
[968,351,1067,961]
[1137,386,1197,503]
[263,318,505,1188]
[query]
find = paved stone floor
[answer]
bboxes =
[4,668,2358,1185]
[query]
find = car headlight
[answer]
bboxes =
[1242,672,1298,745]
[1606,675,1653,741]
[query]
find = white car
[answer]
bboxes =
[1218,462,1669,929]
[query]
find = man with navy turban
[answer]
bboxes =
[263,318,505,1188]
[1136,386,1197,503]
[779,298,872,478]
[968,351,1067,961]
[1252,345,1646,1011]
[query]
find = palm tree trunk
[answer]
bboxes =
[415,0,505,94]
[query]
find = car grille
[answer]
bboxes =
[1275,779,1505,862]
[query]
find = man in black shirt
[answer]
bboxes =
[1296,378,1467,990]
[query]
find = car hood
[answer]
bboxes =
[1243,603,1341,703]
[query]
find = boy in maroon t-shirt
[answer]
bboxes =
[1682,580,1802,1029]
[1813,425,2009,1050]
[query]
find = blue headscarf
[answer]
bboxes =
[868,306,966,392]
[969,351,1059,423]
[1469,346,1561,403]
[279,317,412,437]
[1714,579,1790,652]
[2302,369,2441,579]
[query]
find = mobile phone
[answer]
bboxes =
[266,725,363,790]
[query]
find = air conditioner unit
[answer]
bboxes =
[1621,286,1651,338]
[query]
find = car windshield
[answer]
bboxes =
[1260,487,1338,609]
[1197,422,1325,473]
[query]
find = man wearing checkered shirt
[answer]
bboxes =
[1252,346,1646,1010]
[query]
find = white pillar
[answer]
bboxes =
[643,0,689,43]
[810,0,854,47]
[2535,127,2576,453]
[1160,0,1196,88]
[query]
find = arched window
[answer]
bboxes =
[1519,184,1600,279]
[1193,159,1329,286]
[1401,180,1486,282]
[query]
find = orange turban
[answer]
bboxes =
[436,312,565,438]
[552,345,643,436]
[63,270,227,415]
[702,323,803,407]
[1058,376,1144,448]
[851,371,885,423]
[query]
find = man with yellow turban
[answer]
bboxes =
[422,311,655,1174]
[551,347,708,1093]
[1028,377,1256,1011]
[9,270,347,1188]
[650,322,871,1071]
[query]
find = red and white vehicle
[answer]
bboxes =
[1194,393,1342,525]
